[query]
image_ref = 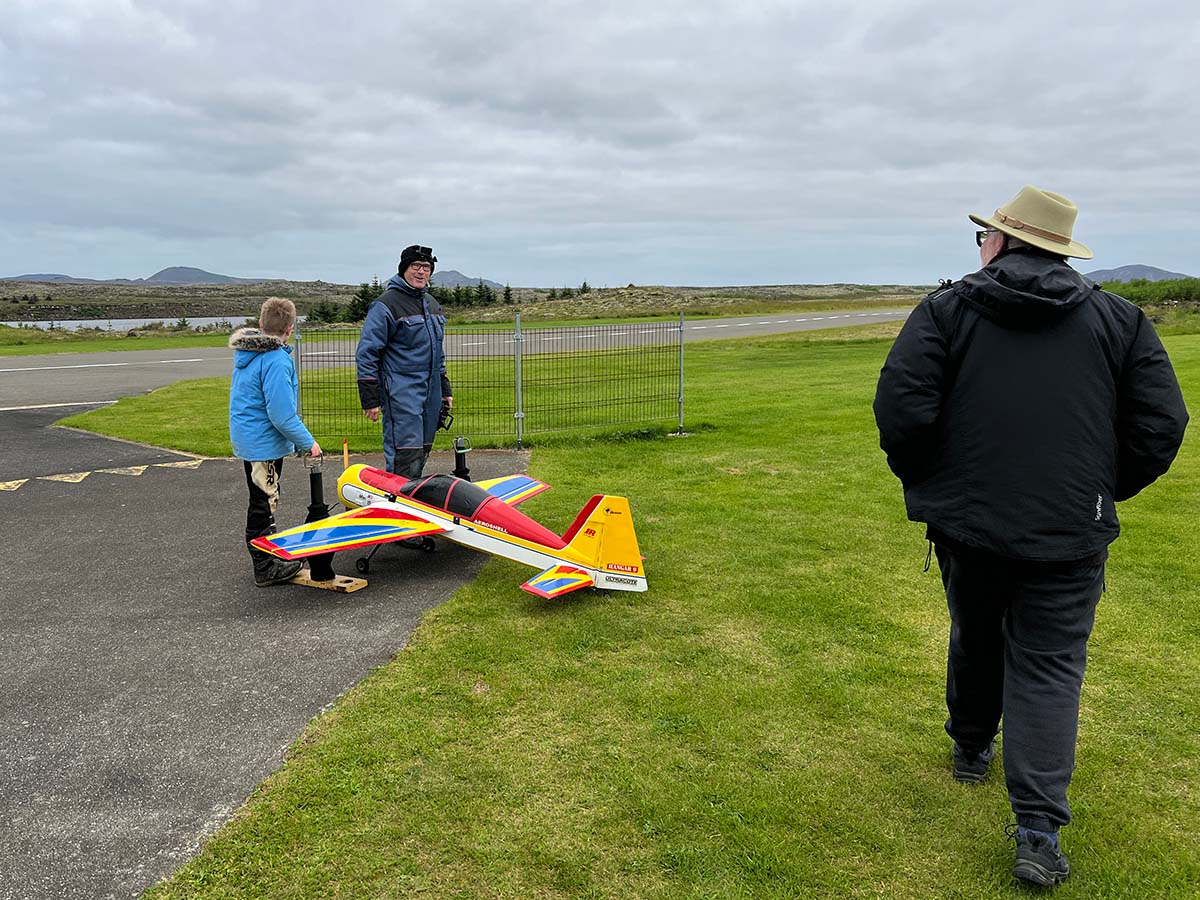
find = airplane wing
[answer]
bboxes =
[251,506,448,559]
[475,474,551,506]
[520,564,593,599]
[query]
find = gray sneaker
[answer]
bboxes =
[1008,825,1070,887]
[952,740,995,783]
[254,556,303,587]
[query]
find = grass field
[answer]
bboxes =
[67,328,1199,898]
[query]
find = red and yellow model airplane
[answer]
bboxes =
[251,465,647,598]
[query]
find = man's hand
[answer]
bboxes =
[445,396,453,409]
[310,441,323,457]
[364,407,381,422]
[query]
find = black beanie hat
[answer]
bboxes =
[399,244,437,276]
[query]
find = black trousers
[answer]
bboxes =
[935,542,1105,832]
[243,458,285,544]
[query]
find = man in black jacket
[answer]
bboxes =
[874,186,1188,887]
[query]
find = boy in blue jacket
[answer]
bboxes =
[229,297,322,586]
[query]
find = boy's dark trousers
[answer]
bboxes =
[935,541,1105,832]
[244,458,285,544]
[243,457,303,585]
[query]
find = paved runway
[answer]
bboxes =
[0,414,527,899]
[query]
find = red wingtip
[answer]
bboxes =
[250,536,297,560]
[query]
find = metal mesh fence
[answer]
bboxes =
[295,317,683,449]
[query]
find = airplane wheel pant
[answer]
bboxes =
[935,542,1105,832]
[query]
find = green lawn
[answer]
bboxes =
[0,325,233,356]
[69,329,1198,898]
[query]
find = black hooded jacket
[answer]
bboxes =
[874,248,1188,561]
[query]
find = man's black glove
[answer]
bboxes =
[437,399,454,431]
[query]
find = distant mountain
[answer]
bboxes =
[3,273,94,283]
[430,269,504,290]
[143,266,266,285]
[1084,264,1193,283]
[2,267,273,285]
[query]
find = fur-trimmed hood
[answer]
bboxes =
[230,327,293,370]
[229,327,287,352]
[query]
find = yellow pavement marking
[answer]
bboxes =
[39,472,91,483]
[4,458,209,490]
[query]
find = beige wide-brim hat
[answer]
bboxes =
[969,185,1093,259]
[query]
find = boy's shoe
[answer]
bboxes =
[253,556,303,587]
[952,740,995,783]
[1007,825,1070,887]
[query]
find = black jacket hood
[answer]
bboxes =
[957,249,1096,330]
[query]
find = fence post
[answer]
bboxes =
[293,325,304,414]
[676,312,685,434]
[514,313,525,450]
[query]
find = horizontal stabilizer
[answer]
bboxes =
[476,473,551,506]
[521,564,593,599]
[251,506,447,559]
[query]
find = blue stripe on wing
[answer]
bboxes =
[520,564,592,599]
[252,507,446,559]
[476,474,551,505]
[270,521,418,553]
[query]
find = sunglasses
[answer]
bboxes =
[976,229,999,247]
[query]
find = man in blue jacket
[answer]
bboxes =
[874,186,1188,887]
[230,297,322,586]
[356,244,452,479]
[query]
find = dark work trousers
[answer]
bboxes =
[243,458,285,543]
[935,542,1105,832]
[389,444,431,481]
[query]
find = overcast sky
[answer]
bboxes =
[1,1,1196,287]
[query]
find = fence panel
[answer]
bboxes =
[295,318,682,449]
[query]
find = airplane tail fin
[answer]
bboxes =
[561,495,647,589]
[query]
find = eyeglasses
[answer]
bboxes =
[975,229,999,247]
[409,262,433,272]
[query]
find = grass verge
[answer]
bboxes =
[0,326,233,356]
[73,329,1199,898]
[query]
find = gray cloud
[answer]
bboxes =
[1,0,1196,285]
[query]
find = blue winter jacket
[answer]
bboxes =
[229,328,315,461]
[355,276,451,467]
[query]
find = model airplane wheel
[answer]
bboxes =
[355,558,370,574]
